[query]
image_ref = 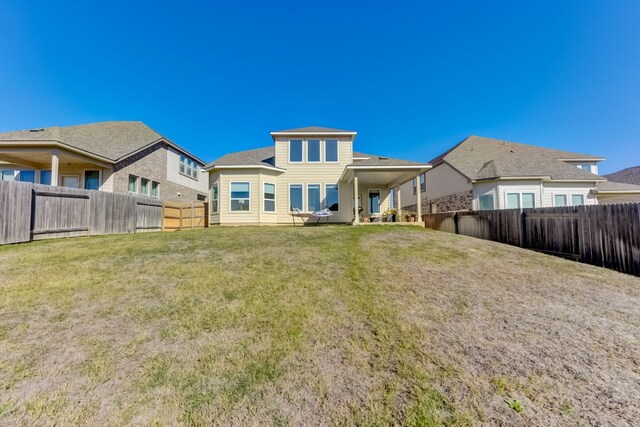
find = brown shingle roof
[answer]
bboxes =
[272,126,356,133]
[205,146,275,169]
[595,181,640,192]
[431,136,604,181]
[0,121,203,163]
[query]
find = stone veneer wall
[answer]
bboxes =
[113,143,207,203]
[404,190,473,214]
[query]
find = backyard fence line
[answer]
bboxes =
[423,203,640,277]
[0,180,206,246]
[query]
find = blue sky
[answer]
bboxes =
[0,1,638,173]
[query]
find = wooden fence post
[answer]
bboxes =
[191,202,194,229]
[453,212,459,235]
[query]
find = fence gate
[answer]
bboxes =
[162,202,208,231]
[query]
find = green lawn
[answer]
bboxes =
[1,226,639,426]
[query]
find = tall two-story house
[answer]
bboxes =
[205,127,430,225]
[399,135,640,213]
[0,121,208,203]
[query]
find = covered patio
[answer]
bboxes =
[340,162,431,224]
[0,146,112,190]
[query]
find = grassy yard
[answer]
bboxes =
[0,226,639,426]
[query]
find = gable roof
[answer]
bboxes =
[603,165,640,185]
[205,146,276,170]
[0,121,204,164]
[271,126,356,133]
[430,136,604,181]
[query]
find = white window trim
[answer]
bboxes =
[60,174,81,188]
[506,192,521,209]
[289,140,304,164]
[477,194,495,210]
[288,183,304,212]
[179,155,199,181]
[324,139,339,163]
[151,181,161,199]
[210,182,219,214]
[128,174,139,194]
[553,193,568,207]
[307,139,321,163]
[139,177,151,197]
[368,188,382,214]
[306,183,322,213]
[325,183,340,212]
[82,168,101,191]
[571,193,585,206]
[263,181,277,213]
[229,181,251,213]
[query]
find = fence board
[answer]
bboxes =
[0,181,164,245]
[0,180,32,244]
[424,202,640,276]
[162,202,207,231]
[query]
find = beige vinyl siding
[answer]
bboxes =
[542,182,597,207]
[274,137,354,223]
[473,180,598,209]
[357,185,391,217]
[218,170,261,225]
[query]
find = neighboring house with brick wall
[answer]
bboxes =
[400,135,640,213]
[0,121,207,203]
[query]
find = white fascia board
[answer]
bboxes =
[558,157,606,161]
[205,164,286,173]
[270,131,357,137]
[346,165,432,170]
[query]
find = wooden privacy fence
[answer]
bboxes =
[423,203,640,276]
[162,202,207,231]
[0,181,207,246]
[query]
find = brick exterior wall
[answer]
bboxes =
[113,143,207,203]
[404,190,473,213]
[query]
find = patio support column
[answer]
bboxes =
[397,185,402,221]
[415,173,422,221]
[353,174,359,224]
[51,150,60,186]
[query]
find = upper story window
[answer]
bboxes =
[325,140,338,162]
[577,163,592,172]
[180,154,199,179]
[289,140,303,162]
[307,140,320,162]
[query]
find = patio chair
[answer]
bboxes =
[290,206,332,226]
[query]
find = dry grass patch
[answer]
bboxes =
[0,226,638,426]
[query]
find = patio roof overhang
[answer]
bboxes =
[339,164,431,187]
[0,144,113,169]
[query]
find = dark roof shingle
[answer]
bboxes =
[272,126,355,133]
[205,146,276,169]
[432,136,604,181]
[0,121,202,163]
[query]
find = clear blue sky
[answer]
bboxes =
[1,1,639,173]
